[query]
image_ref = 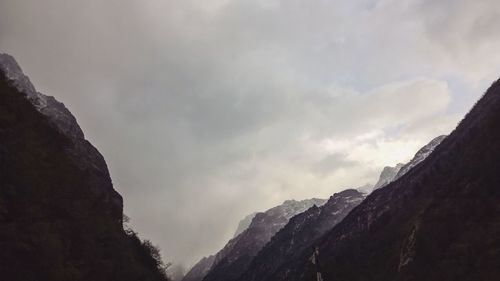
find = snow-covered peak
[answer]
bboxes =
[270,198,327,220]
[395,135,446,178]
[368,135,446,193]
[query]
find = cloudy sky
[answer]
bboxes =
[1,0,500,269]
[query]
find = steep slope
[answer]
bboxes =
[182,212,255,281]
[233,212,258,237]
[240,136,446,281]
[372,164,404,190]
[182,255,215,281]
[0,54,168,281]
[371,135,445,192]
[202,198,326,281]
[239,189,364,281]
[266,79,500,281]
[395,135,446,178]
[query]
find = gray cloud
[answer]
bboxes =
[312,153,358,177]
[1,0,500,267]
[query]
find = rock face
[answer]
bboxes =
[0,53,168,281]
[233,212,257,238]
[0,54,84,140]
[239,189,364,281]
[373,163,405,190]
[395,135,446,178]
[261,79,500,281]
[371,135,446,192]
[201,198,326,281]
[182,255,215,281]
[194,135,445,281]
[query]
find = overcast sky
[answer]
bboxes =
[1,0,500,269]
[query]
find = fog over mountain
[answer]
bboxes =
[1,0,500,267]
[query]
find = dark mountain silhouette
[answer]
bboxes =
[183,199,324,281]
[239,189,364,281]
[260,79,500,281]
[201,198,325,281]
[197,135,445,281]
[0,53,169,281]
[395,135,446,179]
[236,136,447,281]
[369,135,446,193]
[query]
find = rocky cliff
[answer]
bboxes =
[263,79,500,281]
[201,198,326,281]
[239,189,364,281]
[0,53,169,281]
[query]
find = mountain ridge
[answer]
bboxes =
[0,53,169,281]
[264,79,500,281]
[190,135,446,281]
[239,189,364,281]
[182,198,325,281]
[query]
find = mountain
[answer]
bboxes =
[237,136,446,281]
[372,163,405,190]
[190,135,444,281]
[182,256,215,281]
[395,135,446,178]
[356,183,374,194]
[233,212,257,237]
[371,135,446,192]
[239,189,364,281]
[0,53,169,281]
[201,198,326,281]
[261,80,500,280]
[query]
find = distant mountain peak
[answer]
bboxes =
[261,79,500,281]
[233,212,258,237]
[373,163,405,190]
[185,197,326,281]
[395,135,446,178]
[356,183,374,194]
[228,189,365,281]
[370,135,446,193]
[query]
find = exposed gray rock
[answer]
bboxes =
[0,53,84,140]
[239,189,365,281]
[202,198,326,281]
[373,163,405,190]
[395,135,446,178]
[182,255,215,281]
[370,135,446,193]
[233,212,257,237]
[0,53,167,281]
